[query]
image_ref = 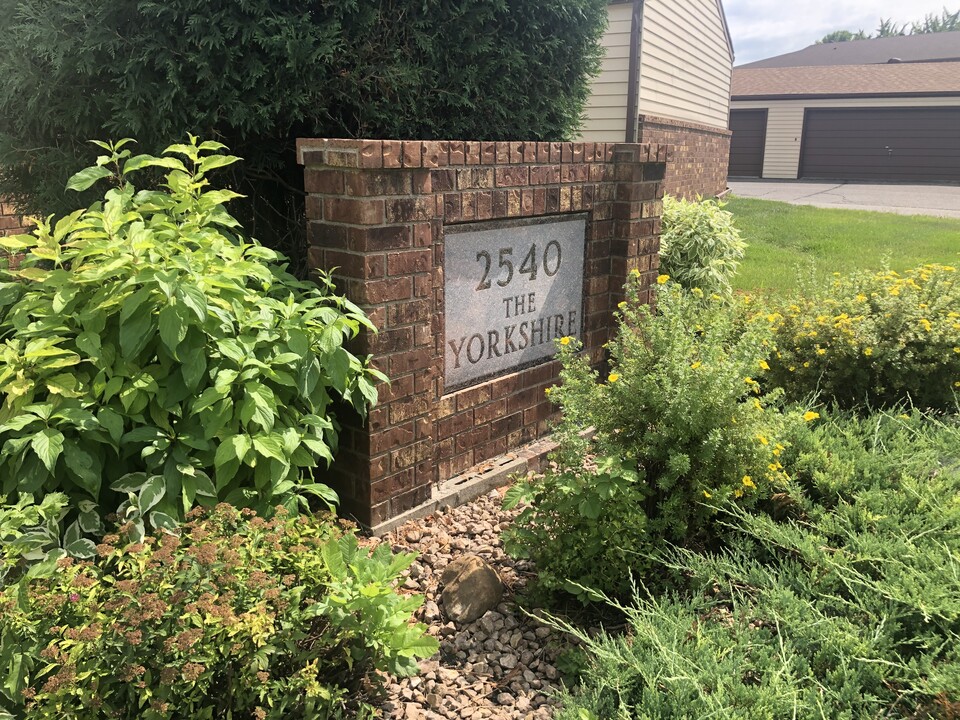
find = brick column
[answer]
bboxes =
[299,139,667,530]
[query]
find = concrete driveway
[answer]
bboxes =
[728,180,960,220]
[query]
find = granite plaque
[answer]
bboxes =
[444,215,586,388]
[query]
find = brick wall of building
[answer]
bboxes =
[0,199,31,269]
[637,115,730,199]
[299,138,667,528]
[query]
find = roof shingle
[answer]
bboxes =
[731,62,960,99]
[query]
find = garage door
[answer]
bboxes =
[728,110,767,177]
[800,107,960,182]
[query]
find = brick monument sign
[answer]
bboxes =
[298,139,668,531]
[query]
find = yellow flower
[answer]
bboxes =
[863,347,873,357]
[559,336,571,346]
[756,435,769,446]
[919,318,932,332]
[657,274,670,285]
[803,411,820,422]
[617,301,627,309]
[630,268,641,278]
[544,388,552,396]
[742,475,755,488]
[608,373,620,383]
[690,361,702,370]
[758,359,770,371]
[703,490,712,499]
[733,488,744,499]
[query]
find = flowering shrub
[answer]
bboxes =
[767,264,960,409]
[553,410,960,719]
[0,504,437,719]
[0,138,385,545]
[658,195,746,296]
[505,279,802,600]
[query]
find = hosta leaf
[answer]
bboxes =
[138,475,166,513]
[65,539,96,559]
[111,472,147,493]
[78,509,103,534]
[31,428,63,472]
[149,511,178,531]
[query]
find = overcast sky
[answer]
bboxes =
[724,0,959,65]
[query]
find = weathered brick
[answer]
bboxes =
[465,142,482,165]
[431,169,455,193]
[382,141,402,169]
[344,170,411,197]
[385,197,435,223]
[359,140,384,168]
[495,166,529,187]
[402,141,423,168]
[389,347,434,376]
[324,197,384,225]
[387,249,431,276]
[348,225,412,252]
[304,168,343,194]
[457,167,495,190]
[370,422,414,455]
[354,277,412,304]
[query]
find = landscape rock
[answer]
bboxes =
[440,554,504,624]
[373,489,565,719]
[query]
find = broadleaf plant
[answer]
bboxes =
[0,137,386,545]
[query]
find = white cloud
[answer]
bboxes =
[724,0,959,63]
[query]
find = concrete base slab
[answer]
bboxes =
[368,437,557,536]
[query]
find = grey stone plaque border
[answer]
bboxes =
[442,213,588,394]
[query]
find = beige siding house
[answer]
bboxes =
[581,0,734,197]
[729,33,960,182]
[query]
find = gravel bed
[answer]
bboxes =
[374,488,566,720]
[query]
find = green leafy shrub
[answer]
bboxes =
[0,138,384,542]
[0,0,607,254]
[504,280,799,600]
[658,195,747,295]
[767,263,960,409]
[0,493,66,584]
[553,410,960,719]
[0,503,438,719]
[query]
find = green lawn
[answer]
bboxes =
[725,196,960,293]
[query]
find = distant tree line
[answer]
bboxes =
[817,7,960,44]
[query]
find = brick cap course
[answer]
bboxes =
[297,138,673,168]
